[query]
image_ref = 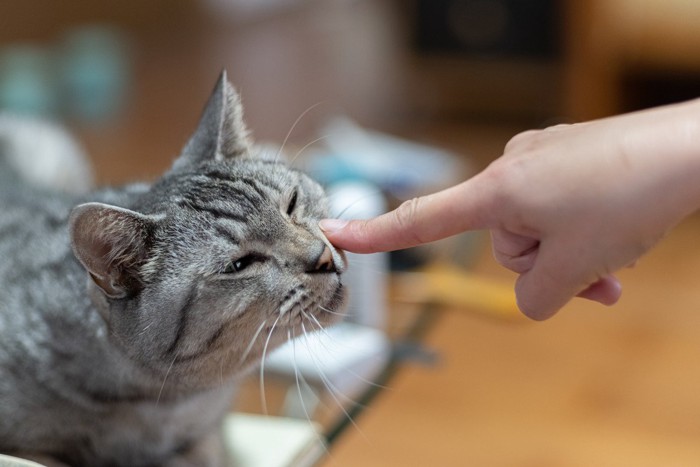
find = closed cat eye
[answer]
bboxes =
[222,254,258,274]
[286,188,298,216]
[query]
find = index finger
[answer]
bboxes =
[320,177,492,253]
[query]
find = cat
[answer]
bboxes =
[0,71,346,467]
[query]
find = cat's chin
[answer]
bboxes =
[319,281,347,325]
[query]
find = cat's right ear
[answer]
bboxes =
[69,203,158,299]
[173,70,251,171]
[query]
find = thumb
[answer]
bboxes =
[320,178,492,253]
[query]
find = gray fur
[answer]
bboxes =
[0,71,346,467]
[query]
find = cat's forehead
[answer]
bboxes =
[153,161,323,262]
[158,160,289,203]
[198,160,325,203]
[154,159,326,234]
[199,159,306,190]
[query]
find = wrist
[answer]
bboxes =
[621,99,700,223]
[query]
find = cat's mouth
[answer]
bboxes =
[272,281,346,333]
[322,282,346,316]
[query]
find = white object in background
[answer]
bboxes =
[0,415,326,467]
[0,455,46,467]
[327,180,388,329]
[266,322,390,399]
[0,114,94,194]
[224,413,325,467]
[322,116,466,199]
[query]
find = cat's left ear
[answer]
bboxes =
[69,203,158,299]
[174,70,251,170]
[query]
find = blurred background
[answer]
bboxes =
[4,0,700,465]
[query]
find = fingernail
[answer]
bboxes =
[319,219,348,233]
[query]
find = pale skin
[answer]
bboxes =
[320,99,700,320]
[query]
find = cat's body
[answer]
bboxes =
[0,73,346,466]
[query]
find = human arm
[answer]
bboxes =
[320,99,700,320]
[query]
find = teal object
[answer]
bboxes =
[0,46,57,116]
[58,26,131,121]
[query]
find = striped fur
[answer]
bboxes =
[0,72,346,466]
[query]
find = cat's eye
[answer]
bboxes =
[222,255,257,274]
[286,189,298,216]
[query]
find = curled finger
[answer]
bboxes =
[491,229,540,274]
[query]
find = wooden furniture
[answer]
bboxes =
[567,0,700,119]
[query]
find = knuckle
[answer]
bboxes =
[394,197,420,227]
[503,129,539,153]
[544,123,572,132]
[393,197,427,247]
[480,160,519,209]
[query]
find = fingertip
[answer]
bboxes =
[318,219,353,251]
[319,219,376,253]
[577,276,622,306]
[319,219,348,235]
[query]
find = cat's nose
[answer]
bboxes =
[309,245,336,273]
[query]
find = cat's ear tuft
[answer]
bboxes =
[69,203,157,299]
[175,70,251,170]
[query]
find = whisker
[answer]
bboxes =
[259,315,281,415]
[331,189,385,219]
[275,101,325,163]
[317,369,369,409]
[220,356,224,389]
[318,305,346,317]
[299,322,368,440]
[289,135,328,166]
[139,322,154,336]
[301,310,334,340]
[296,322,330,411]
[305,309,327,329]
[238,319,269,366]
[300,321,364,405]
[301,317,344,360]
[156,357,177,407]
[291,328,314,422]
[308,353,367,411]
[291,327,333,457]
[306,310,390,392]
[296,316,343,392]
[298,318,340,369]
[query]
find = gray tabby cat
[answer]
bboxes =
[0,72,346,467]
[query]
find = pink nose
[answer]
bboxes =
[313,245,335,273]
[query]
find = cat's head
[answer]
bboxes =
[69,72,346,389]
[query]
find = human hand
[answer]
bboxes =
[320,100,700,319]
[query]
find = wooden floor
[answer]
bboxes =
[5,1,700,465]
